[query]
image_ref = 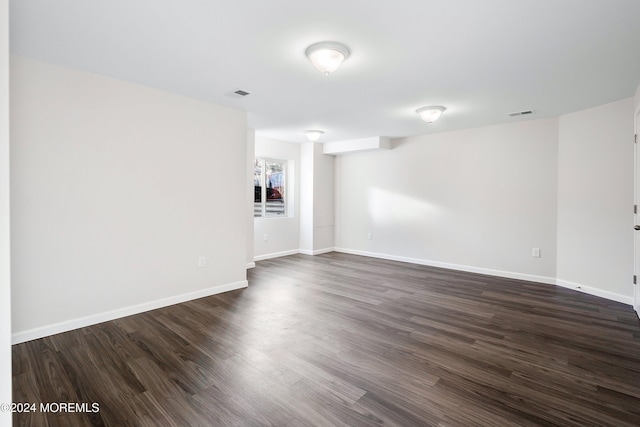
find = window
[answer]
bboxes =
[254,158,286,217]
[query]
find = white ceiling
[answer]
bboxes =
[9,0,640,143]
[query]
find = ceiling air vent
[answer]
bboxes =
[508,110,534,117]
[225,89,251,99]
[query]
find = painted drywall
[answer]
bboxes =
[557,98,634,302]
[10,56,248,341]
[323,136,391,155]
[247,129,255,267]
[299,142,335,254]
[1,0,12,422]
[299,143,314,252]
[254,136,300,260]
[312,142,335,252]
[335,118,559,282]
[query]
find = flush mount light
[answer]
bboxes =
[416,106,446,123]
[305,42,350,75]
[304,130,324,141]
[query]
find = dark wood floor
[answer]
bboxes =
[12,252,640,426]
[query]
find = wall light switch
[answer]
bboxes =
[532,248,541,258]
[263,234,268,242]
[198,256,206,267]
[367,233,372,240]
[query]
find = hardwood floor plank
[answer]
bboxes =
[12,252,640,426]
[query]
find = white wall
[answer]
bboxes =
[254,136,300,259]
[557,98,634,303]
[247,129,256,267]
[10,56,248,342]
[313,142,335,252]
[299,143,314,253]
[299,142,335,254]
[1,0,13,422]
[335,118,559,283]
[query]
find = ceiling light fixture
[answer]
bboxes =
[306,42,350,75]
[304,130,324,142]
[416,106,446,123]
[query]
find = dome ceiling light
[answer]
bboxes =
[305,42,350,75]
[416,106,446,123]
[304,130,325,141]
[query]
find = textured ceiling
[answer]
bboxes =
[10,0,640,143]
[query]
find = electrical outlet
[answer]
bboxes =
[532,248,541,258]
[198,256,206,268]
[367,232,372,240]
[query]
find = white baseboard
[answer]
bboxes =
[254,249,299,262]
[254,248,334,260]
[16,249,630,344]
[12,280,248,345]
[555,279,633,305]
[333,247,635,306]
[246,262,256,269]
[333,247,556,285]
[298,247,334,256]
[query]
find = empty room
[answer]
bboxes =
[2,0,640,426]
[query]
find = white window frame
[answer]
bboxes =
[254,157,287,218]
